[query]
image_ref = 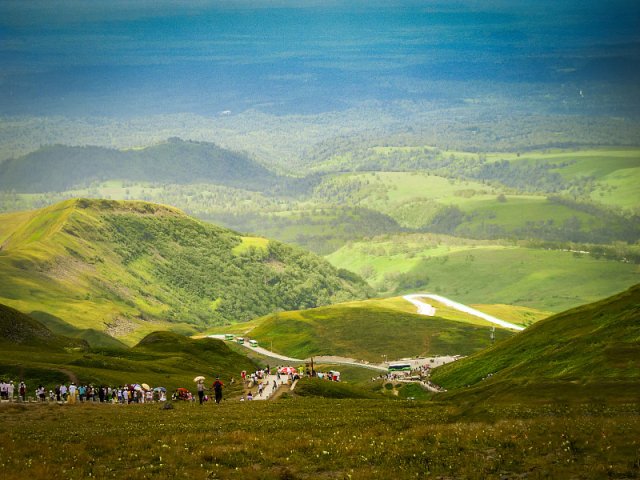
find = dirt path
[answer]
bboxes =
[56,368,78,384]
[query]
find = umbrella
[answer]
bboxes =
[153,387,166,392]
[193,376,206,383]
[278,367,297,375]
[141,383,150,391]
[134,385,143,392]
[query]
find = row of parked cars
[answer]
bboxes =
[225,334,258,347]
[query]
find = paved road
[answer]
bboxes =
[207,335,303,362]
[403,294,525,331]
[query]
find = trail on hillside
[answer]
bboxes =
[403,294,525,331]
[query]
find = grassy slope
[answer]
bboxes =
[0,305,258,392]
[431,284,640,400]
[486,148,640,209]
[0,199,371,345]
[0,303,87,351]
[326,233,639,312]
[240,299,515,362]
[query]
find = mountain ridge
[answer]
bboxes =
[0,139,302,193]
[0,198,372,344]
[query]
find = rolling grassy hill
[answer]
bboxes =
[326,233,639,312]
[0,199,371,344]
[0,303,87,351]
[430,284,640,403]
[0,304,258,392]
[219,297,515,362]
[312,168,639,244]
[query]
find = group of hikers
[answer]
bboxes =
[0,365,306,405]
[0,380,170,404]
[0,380,24,401]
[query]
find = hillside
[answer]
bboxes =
[431,284,640,402]
[0,306,258,391]
[0,199,372,344]
[0,139,302,193]
[226,298,515,362]
[327,233,640,312]
[0,303,87,351]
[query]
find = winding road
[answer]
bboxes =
[207,293,524,388]
[403,293,525,331]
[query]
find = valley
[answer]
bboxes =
[1,1,640,477]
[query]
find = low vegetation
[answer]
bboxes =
[0,399,638,479]
[327,233,640,312]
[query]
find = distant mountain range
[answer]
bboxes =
[0,138,309,193]
[0,199,372,344]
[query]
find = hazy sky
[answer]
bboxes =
[1,0,638,116]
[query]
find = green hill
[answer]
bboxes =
[0,138,299,193]
[326,233,639,312]
[0,306,258,391]
[430,284,640,402]
[232,298,515,362]
[0,303,87,351]
[0,199,372,344]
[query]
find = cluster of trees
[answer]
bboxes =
[98,208,372,325]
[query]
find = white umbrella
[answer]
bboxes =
[193,376,206,383]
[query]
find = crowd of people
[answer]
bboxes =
[1,365,311,405]
[0,380,170,404]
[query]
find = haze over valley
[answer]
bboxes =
[1,2,639,478]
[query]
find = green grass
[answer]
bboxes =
[431,284,640,397]
[0,307,259,393]
[486,148,640,209]
[0,199,371,344]
[245,300,514,362]
[0,399,638,479]
[327,233,639,312]
[231,235,269,255]
[293,377,381,399]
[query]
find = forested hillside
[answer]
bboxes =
[0,199,371,344]
[0,138,309,193]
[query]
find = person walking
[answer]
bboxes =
[197,380,205,405]
[18,382,26,402]
[212,377,224,404]
[68,383,77,404]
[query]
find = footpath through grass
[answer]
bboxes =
[0,399,638,479]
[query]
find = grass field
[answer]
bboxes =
[485,148,640,209]
[240,300,514,362]
[327,234,639,312]
[0,199,372,344]
[1,398,638,479]
[431,284,640,396]
[0,306,259,395]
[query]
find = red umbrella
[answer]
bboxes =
[278,367,297,375]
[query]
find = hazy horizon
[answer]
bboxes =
[2,0,639,119]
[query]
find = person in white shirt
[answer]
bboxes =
[68,383,77,404]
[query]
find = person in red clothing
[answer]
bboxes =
[212,377,224,404]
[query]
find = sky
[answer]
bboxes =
[1,0,639,117]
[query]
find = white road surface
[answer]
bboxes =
[403,293,525,331]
